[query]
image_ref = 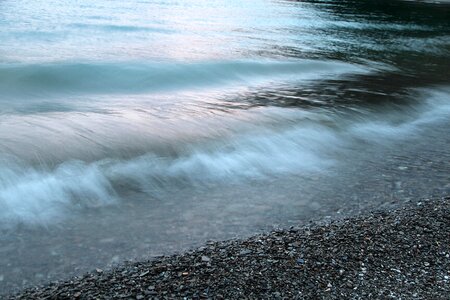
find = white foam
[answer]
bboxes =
[351,88,450,141]
[0,88,448,227]
[0,160,116,227]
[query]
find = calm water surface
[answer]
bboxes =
[0,0,449,294]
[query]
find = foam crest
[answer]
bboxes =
[0,160,116,227]
[0,120,339,227]
[0,88,448,227]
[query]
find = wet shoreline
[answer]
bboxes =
[1,0,449,298]
[7,196,450,299]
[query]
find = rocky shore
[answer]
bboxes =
[8,197,450,299]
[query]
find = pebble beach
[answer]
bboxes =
[8,196,450,299]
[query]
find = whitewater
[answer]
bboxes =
[0,0,449,294]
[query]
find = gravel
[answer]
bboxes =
[8,197,450,299]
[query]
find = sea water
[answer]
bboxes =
[0,0,449,293]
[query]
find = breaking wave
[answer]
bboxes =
[0,87,448,227]
[0,59,367,97]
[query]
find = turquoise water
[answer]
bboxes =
[0,0,449,293]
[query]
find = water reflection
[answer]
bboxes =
[0,0,449,295]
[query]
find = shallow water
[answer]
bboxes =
[0,0,449,294]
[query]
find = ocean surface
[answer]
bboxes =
[1,0,449,294]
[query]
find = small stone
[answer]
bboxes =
[424,262,430,267]
[201,256,211,262]
[96,268,103,273]
[74,292,81,298]
[239,249,252,255]
[136,295,144,300]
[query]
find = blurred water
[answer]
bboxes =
[0,0,449,294]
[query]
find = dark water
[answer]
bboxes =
[0,0,449,294]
